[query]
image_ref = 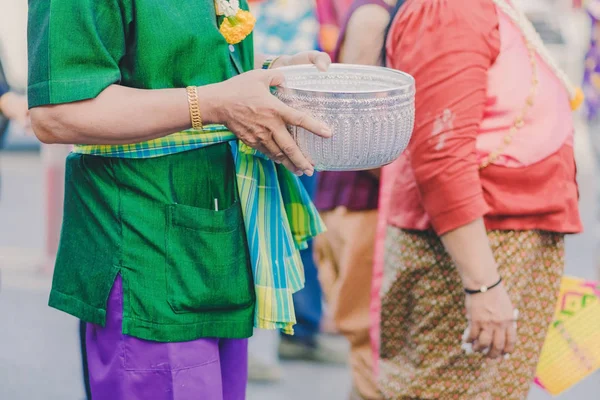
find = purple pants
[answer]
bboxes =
[86,276,248,400]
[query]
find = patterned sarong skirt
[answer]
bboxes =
[379,228,564,400]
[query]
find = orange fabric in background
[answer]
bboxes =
[315,209,380,399]
[315,0,354,54]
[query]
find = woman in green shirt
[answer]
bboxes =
[27,0,330,399]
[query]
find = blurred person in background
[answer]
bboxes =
[583,0,600,121]
[376,0,582,398]
[0,52,29,196]
[27,0,333,398]
[313,0,395,399]
[247,0,346,382]
[0,59,29,144]
[582,0,600,277]
[315,0,353,57]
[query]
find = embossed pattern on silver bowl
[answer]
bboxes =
[275,64,415,171]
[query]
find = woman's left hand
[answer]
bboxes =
[464,282,518,359]
[271,51,331,72]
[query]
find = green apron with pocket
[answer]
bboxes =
[50,145,255,341]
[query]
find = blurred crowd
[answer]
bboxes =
[1,0,599,399]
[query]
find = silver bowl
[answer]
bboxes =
[275,64,415,171]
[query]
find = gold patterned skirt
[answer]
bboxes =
[379,228,565,400]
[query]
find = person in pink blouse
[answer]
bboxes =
[373,0,582,398]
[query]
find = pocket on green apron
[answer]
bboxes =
[165,199,254,313]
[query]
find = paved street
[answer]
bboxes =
[0,122,598,399]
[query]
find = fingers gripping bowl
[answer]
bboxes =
[274,64,416,171]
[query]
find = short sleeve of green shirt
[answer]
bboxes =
[28,0,131,108]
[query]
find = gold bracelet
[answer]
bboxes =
[186,86,204,130]
[262,55,281,70]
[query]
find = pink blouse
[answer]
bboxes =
[383,0,581,235]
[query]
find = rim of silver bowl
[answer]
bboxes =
[274,63,415,99]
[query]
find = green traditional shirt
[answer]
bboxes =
[27,0,257,341]
[28,0,253,107]
[28,0,326,341]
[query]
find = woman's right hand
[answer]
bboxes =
[464,282,518,359]
[200,69,332,177]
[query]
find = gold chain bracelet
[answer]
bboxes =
[186,86,204,131]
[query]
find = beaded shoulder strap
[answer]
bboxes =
[491,0,583,110]
[480,0,583,170]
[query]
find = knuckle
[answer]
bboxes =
[282,144,297,156]
[255,130,271,143]
[244,137,258,147]
[293,113,307,126]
